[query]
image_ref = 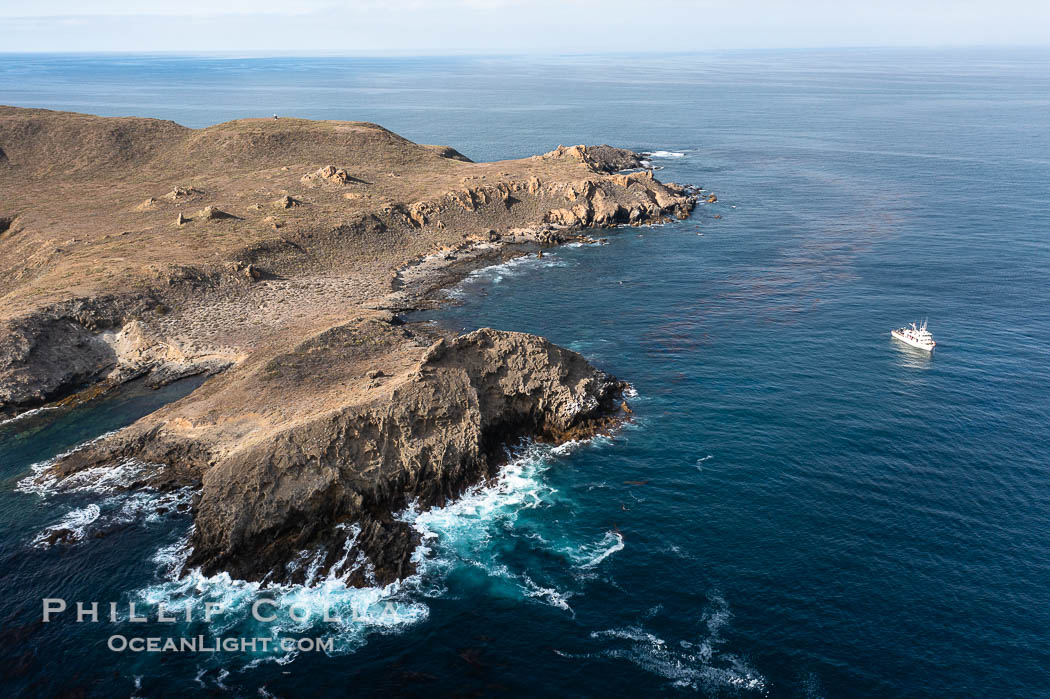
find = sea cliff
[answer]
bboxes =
[1,107,694,583]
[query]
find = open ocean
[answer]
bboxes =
[1,49,1049,697]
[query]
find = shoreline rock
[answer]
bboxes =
[0,107,693,585]
[46,327,628,585]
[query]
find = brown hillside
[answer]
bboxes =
[3,107,697,586]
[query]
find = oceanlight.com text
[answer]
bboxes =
[106,635,333,653]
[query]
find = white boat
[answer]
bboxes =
[891,319,936,351]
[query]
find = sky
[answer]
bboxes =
[1,0,1049,53]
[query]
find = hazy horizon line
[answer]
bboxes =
[2,43,1049,58]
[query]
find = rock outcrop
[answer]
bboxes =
[300,165,357,186]
[197,205,236,220]
[0,108,697,586]
[165,186,202,201]
[0,111,694,419]
[46,326,627,585]
[580,144,647,173]
[272,195,301,209]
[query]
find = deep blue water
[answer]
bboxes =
[1,49,1049,697]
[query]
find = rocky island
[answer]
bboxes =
[0,107,695,585]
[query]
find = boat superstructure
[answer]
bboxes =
[891,319,936,351]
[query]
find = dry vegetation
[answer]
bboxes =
[2,107,696,583]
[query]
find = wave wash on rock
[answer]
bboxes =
[42,326,628,586]
[1,108,690,587]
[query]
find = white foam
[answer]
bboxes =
[126,437,620,663]
[115,487,194,524]
[59,459,152,493]
[0,405,59,428]
[15,430,123,497]
[129,675,145,699]
[32,503,101,547]
[23,447,192,548]
[576,531,625,569]
[436,248,576,300]
[397,438,623,614]
[135,523,431,664]
[30,486,194,549]
[15,463,61,497]
[521,574,575,614]
[463,251,570,286]
[645,150,686,159]
[592,625,665,645]
[153,534,193,579]
[401,443,564,540]
[560,593,766,693]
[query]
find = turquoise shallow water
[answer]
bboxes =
[1,49,1049,697]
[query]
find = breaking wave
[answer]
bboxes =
[137,530,432,666]
[401,439,624,608]
[131,438,626,665]
[22,451,194,547]
[465,250,571,286]
[15,431,124,497]
[574,530,625,569]
[20,419,634,671]
[0,405,60,428]
[441,249,578,302]
[32,503,101,547]
[30,486,194,548]
[556,595,767,693]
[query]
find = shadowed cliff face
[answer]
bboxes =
[45,327,627,585]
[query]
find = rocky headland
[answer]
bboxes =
[0,107,695,584]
